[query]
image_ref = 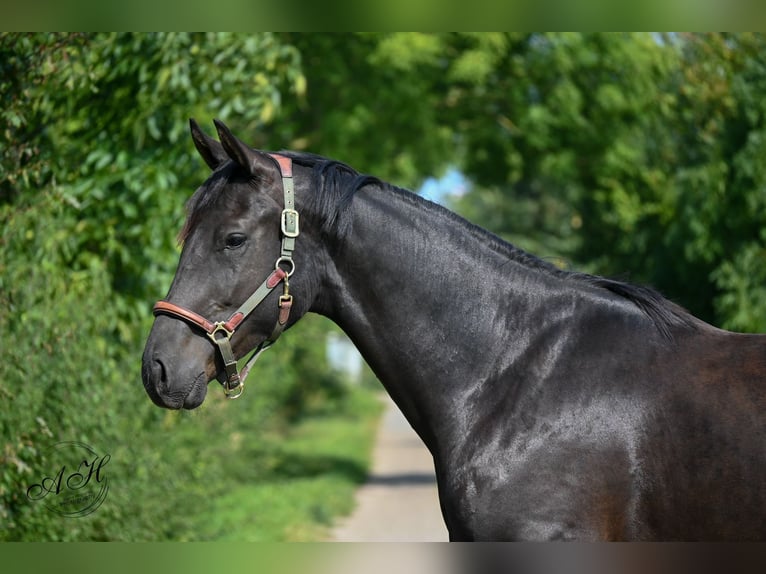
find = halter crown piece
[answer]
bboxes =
[152,154,298,399]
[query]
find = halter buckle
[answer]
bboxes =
[207,322,244,399]
[223,379,244,399]
[281,209,300,238]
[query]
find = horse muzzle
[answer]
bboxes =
[141,321,214,410]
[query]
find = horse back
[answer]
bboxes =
[636,327,766,539]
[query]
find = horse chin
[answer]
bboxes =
[181,374,209,409]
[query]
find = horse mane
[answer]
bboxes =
[185,150,695,340]
[568,274,695,339]
[278,151,383,240]
[278,151,696,340]
[438,202,694,340]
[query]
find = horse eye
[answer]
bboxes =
[225,233,247,249]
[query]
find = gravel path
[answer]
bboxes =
[330,394,449,542]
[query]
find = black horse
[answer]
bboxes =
[142,120,766,540]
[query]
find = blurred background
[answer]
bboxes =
[2,32,766,541]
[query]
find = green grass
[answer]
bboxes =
[191,387,384,541]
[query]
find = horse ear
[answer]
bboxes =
[213,119,275,177]
[189,119,228,170]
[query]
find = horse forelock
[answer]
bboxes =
[178,162,269,245]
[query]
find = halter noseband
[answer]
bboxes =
[152,154,298,399]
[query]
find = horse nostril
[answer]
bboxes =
[142,352,171,408]
[154,358,168,384]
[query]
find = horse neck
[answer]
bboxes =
[310,186,557,454]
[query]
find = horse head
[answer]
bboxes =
[141,120,316,409]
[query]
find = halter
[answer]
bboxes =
[152,154,298,399]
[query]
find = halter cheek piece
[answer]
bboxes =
[152,154,298,399]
